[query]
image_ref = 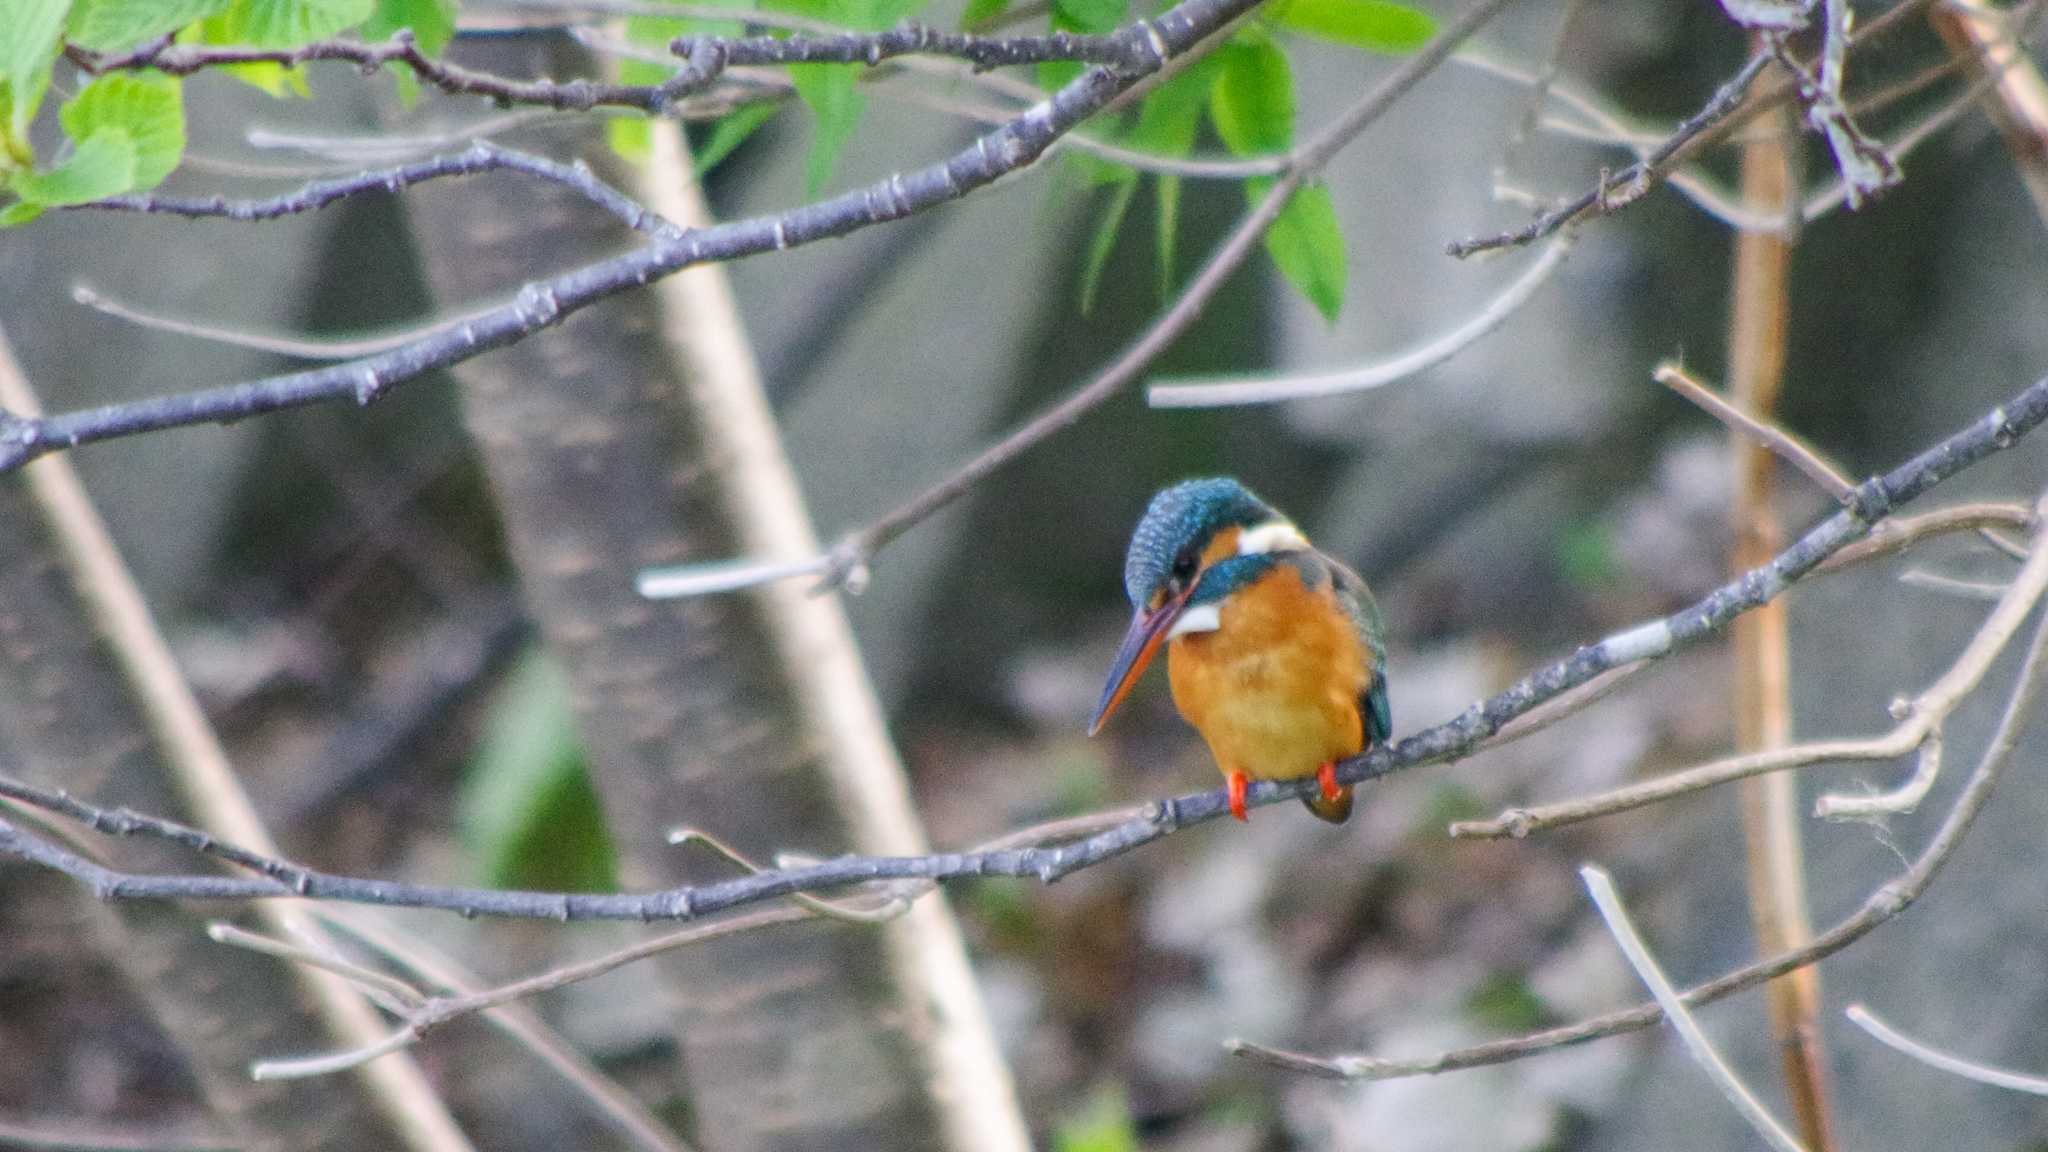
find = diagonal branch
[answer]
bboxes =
[0,0,1263,476]
[2,369,2045,924]
[1234,584,2048,1081]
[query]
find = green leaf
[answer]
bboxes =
[67,0,228,51]
[460,651,619,894]
[1078,173,1135,315]
[1251,176,1344,322]
[1209,35,1292,157]
[0,199,44,225]
[1270,0,1433,53]
[360,0,452,53]
[608,116,653,164]
[1051,0,1121,33]
[1055,1086,1139,1152]
[359,0,453,101]
[1037,0,1120,90]
[959,0,1005,29]
[690,100,778,174]
[787,63,861,195]
[0,0,72,149]
[9,128,136,204]
[1127,72,1205,297]
[206,0,372,46]
[61,73,183,189]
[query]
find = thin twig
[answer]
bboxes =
[1845,1004,2048,1095]
[69,283,495,362]
[0,1117,235,1152]
[1581,865,1810,1152]
[1655,362,1855,502]
[3,374,2046,922]
[74,141,678,235]
[1451,492,2048,837]
[1446,51,1772,257]
[315,908,694,1152]
[1933,0,2048,222]
[1144,237,1572,408]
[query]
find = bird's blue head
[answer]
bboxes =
[1092,478,1296,734]
[1121,477,1277,608]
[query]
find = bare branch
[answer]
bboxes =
[0,1116,235,1152]
[1144,237,1573,408]
[1845,1004,2048,1095]
[1655,362,1855,502]
[1447,51,1772,257]
[1581,864,1810,1152]
[74,141,678,234]
[2,370,2046,922]
[1,0,1261,476]
[1233,595,2048,1080]
[69,283,496,362]
[1452,491,2048,837]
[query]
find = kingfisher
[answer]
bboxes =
[1089,478,1390,824]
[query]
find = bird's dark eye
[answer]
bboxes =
[1170,551,1198,586]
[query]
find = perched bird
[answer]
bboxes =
[1089,478,1390,823]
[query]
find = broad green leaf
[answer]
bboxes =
[62,73,183,189]
[9,129,136,204]
[1270,0,1433,53]
[691,100,778,174]
[459,651,618,894]
[959,0,1005,29]
[1078,173,1135,314]
[207,0,372,46]
[0,200,43,224]
[67,0,228,51]
[1251,176,1344,322]
[1209,35,1292,157]
[1,0,72,149]
[788,63,861,195]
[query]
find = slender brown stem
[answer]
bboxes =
[1724,57,1836,1152]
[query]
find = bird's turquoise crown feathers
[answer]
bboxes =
[1122,477,1278,606]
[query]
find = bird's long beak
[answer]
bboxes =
[1089,593,1188,735]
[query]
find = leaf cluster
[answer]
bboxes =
[0,0,454,222]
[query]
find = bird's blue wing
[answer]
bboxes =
[1326,554,1391,746]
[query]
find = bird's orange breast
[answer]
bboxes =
[1166,563,1374,783]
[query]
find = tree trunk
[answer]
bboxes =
[0,366,407,1152]
[404,39,1027,1152]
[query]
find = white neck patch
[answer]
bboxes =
[1238,520,1309,555]
[1167,602,1221,638]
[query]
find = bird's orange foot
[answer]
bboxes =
[1318,762,1342,806]
[1228,772,1249,822]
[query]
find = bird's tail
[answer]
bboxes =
[1301,785,1353,824]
